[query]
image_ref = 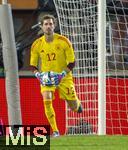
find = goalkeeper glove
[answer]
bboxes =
[50,70,67,86]
[35,72,54,86]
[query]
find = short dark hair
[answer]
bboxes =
[40,14,56,25]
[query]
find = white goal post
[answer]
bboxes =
[53,0,128,135]
[0,0,22,125]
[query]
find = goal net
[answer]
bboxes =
[53,0,128,135]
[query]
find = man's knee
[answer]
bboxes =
[66,100,77,111]
[42,91,53,100]
[66,100,83,113]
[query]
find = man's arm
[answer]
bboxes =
[29,65,38,73]
[62,61,75,76]
[67,61,75,72]
[30,40,53,86]
[49,36,76,86]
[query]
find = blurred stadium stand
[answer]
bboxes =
[0,0,128,75]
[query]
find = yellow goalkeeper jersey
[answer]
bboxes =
[30,33,75,77]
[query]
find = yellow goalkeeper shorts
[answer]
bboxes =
[40,78,78,101]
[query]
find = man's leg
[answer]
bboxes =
[42,91,59,135]
[66,100,83,113]
[58,79,82,113]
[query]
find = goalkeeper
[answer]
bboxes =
[30,14,83,137]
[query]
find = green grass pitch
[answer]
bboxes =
[51,135,128,150]
[0,135,128,150]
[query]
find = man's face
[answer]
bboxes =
[42,19,55,35]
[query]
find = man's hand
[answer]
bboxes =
[35,72,54,86]
[50,70,67,86]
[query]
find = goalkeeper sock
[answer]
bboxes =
[44,100,58,132]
